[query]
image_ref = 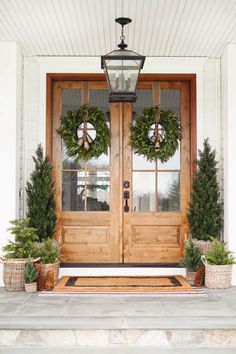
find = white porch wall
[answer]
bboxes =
[0,54,222,285]
[0,43,23,286]
[221,44,236,285]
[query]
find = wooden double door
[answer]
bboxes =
[51,79,191,264]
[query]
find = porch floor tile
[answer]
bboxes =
[0,287,236,330]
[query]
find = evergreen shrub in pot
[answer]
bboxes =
[0,219,38,291]
[180,237,203,286]
[34,239,60,290]
[202,238,235,288]
[187,139,223,254]
[24,261,38,293]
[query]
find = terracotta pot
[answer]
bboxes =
[186,270,197,286]
[25,282,37,293]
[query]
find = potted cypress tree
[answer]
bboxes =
[187,139,223,254]
[26,144,56,242]
[26,145,59,290]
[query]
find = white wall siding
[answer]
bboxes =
[203,59,220,154]
[0,43,23,286]
[22,57,41,215]
[221,44,236,284]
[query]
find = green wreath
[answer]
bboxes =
[57,104,110,161]
[130,106,181,162]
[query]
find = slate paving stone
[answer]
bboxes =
[0,287,236,330]
[63,302,165,317]
[161,300,235,317]
[16,304,67,317]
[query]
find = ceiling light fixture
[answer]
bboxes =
[101,17,145,103]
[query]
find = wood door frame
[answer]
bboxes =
[46,73,196,266]
[46,73,196,177]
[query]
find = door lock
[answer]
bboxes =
[123,180,130,188]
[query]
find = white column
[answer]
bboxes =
[222,44,236,285]
[0,43,22,286]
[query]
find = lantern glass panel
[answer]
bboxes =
[105,59,141,93]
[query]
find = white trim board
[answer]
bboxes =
[59,267,186,277]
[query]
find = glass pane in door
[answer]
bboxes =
[133,172,155,212]
[61,87,110,211]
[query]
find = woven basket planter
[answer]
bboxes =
[37,260,60,290]
[192,239,213,255]
[25,282,37,293]
[0,258,28,291]
[201,256,232,289]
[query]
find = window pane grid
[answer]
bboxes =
[132,87,181,212]
[61,87,110,212]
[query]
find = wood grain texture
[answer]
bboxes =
[48,76,194,264]
[51,81,120,263]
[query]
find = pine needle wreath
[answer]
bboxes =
[57,104,110,161]
[130,106,181,162]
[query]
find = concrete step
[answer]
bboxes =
[1,329,236,351]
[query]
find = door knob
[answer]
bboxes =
[124,191,130,212]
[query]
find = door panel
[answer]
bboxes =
[123,83,190,263]
[52,80,191,264]
[52,82,121,263]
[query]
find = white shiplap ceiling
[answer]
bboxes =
[0,0,236,58]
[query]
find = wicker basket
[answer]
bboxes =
[0,258,28,291]
[192,239,213,255]
[201,256,232,289]
[25,282,37,293]
[37,260,60,290]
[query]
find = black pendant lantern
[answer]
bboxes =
[101,17,145,103]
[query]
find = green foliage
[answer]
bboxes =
[24,261,38,284]
[187,139,223,241]
[130,106,181,162]
[205,238,235,265]
[35,238,60,264]
[2,219,38,259]
[26,144,56,242]
[180,237,203,272]
[57,104,110,161]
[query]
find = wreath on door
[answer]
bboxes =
[130,106,181,162]
[57,104,110,161]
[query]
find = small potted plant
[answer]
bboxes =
[202,238,235,289]
[34,238,60,290]
[180,237,203,286]
[187,139,223,254]
[24,261,38,293]
[0,219,38,291]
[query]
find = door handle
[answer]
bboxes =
[124,191,130,212]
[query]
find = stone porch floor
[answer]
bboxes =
[0,286,236,353]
